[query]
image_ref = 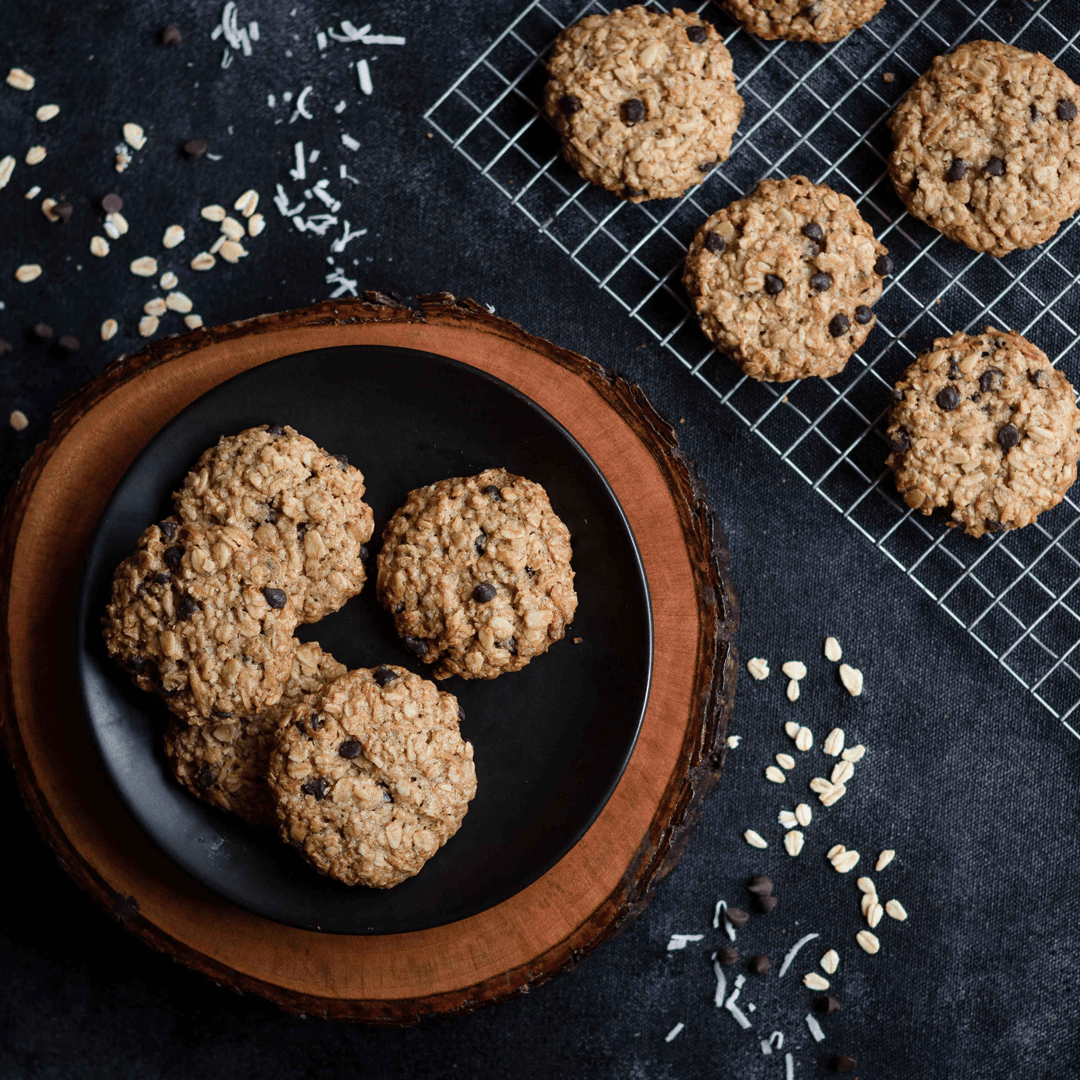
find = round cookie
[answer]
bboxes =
[718,0,885,43]
[102,521,299,725]
[268,666,476,888]
[886,327,1080,537]
[888,41,1080,256]
[163,640,347,826]
[376,468,578,680]
[174,424,374,624]
[683,176,891,381]
[544,5,743,202]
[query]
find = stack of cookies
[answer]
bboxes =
[103,426,578,888]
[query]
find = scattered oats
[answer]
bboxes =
[819,783,847,807]
[103,219,120,240]
[831,849,860,874]
[823,727,845,757]
[820,949,839,974]
[803,973,829,991]
[9,410,29,431]
[785,720,800,739]
[90,235,110,257]
[841,744,866,763]
[795,803,812,827]
[162,224,186,248]
[786,679,800,702]
[159,271,178,290]
[201,204,227,222]
[100,318,118,341]
[144,297,167,317]
[824,636,842,662]
[7,68,35,91]
[831,760,855,786]
[776,753,796,771]
[747,657,770,681]
[856,930,880,955]
[108,211,129,236]
[130,256,158,277]
[209,234,226,255]
[839,663,864,697]
[810,778,833,795]
[784,830,804,857]
[856,877,876,895]
[220,215,245,240]
[234,189,259,217]
[41,197,59,222]
[0,155,14,189]
[861,892,876,918]
[795,726,813,752]
[138,314,159,337]
[190,252,216,271]
[247,212,265,237]
[123,122,147,150]
[765,766,787,784]
[184,313,203,329]
[876,850,896,871]
[114,148,132,172]
[219,239,247,262]
[885,899,908,922]
[165,291,193,313]
[35,103,60,122]
[727,735,741,749]
[867,901,884,929]
[778,810,799,828]
[744,829,768,849]
[782,661,807,680]
[827,844,845,860]
[25,146,46,166]
[14,263,42,283]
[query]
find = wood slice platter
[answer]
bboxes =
[0,293,738,1022]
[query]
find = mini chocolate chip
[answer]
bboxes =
[997,423,1020,449]
[357,544,369,561]
[704,232,726,254]
[725,907,750,928]
[686,24,707,43]
[338,739,362,759]
[936,385,960,411]
[176,595,198,619]
[979,369,1003,392]
[984,156,1005,177]
[54,200,74,224]
[266,423,284,435]
[152,572,171,585]
[801,0,823,16]
[57,334,79,352]
[1031,104,1040,122]
[764,274,785,295]
[163,545,184,569]
[830,1055,857,1074]
[183,138,207,159]
[162,25,182,45]
[32,323,53,341]
[697,159,719,172]
[1058,99,1078,121]
[473,582,497,603]
[374,664,398,687]
[301,777,329,800]
[946,157,967,182]
[159,520,178,539]
[127,655,151,675]
[717,946,738,967]
[334,453,348,467]
[262,587,287,609]
[854,304,873,325]
[621,98,646,125]
[829,313,850,337]
[481,484,502,500]
[750,954,770,975]
[801,221,824,243]
[809,271,832,292]
[814,995,841,1015]
[754,894,778,914]
[265,508,279,525]
[403,635,429,658]
[558,94,581,116]
[475,532,487,555]
[874,254,893,276]
[308,713,324,731]
[394,603,405,615]
[101,193,123,213]
[501,636,518,656]
[746,874,773,896]
[890,428,911,453]
[948,360,961,380]
[194,765,215,790]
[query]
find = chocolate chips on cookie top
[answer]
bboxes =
[719,0,885,43]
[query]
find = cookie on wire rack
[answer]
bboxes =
[718,0,886,43]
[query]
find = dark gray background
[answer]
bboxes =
[1,2,1078,1078]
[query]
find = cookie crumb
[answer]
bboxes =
[882,71,895,83]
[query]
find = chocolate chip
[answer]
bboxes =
[159,520,178,539]
[697,159,719,172]
[308,713,325,731]
[176,595,198,619]
[473,582,497,603]
[403,635,429,658]
[264,508,279,525]
[475,532,487,555]
[997,424,1020,449]
[1031,369,1048,388]
[704,232,726,254]
[558,94,581,116]
[266,423,284,435]
[890,428,911,453]
[481,484,502,500]
[717,946,738,967]
[854,304,873,325]
[725,907,749,928]
[194,765,215,790]
[152,572,171,585]
[686,24,707,43]
[500,636,518,656]
[295,522,308,541]
[1058,99,1078,121]
[301,777,329,800]
[936,385,960,411]
[357,544,369,561]
[621,98,646,125]
[874,254,893,276]
[211,708,232,718]
[830,1055,857,1074]
[32,323,53,341]
[374,664,398,687]
[1031,104,1040,122]
[979,369,1003,392]
[806,271,831,293]
[101,193,123,213]
[801,221,824,243]
[746,874,773,896]
[814,995,841,1015]
[57,334,79,352]
[764,274,785,295]
[984,156,1005,177]
[338,739,362,759]
[829,313,850,337]
[334,453,348,467]
[54,200,73,224]
[163,545,184,569]
[750,954,770,974]
[262,587,287,610]
[162,25,182,45]
[948,360,961,380]
[946,157,967,182]
[183,139,207,159]
[754,894,778,914]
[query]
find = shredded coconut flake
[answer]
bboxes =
[664,1022,684,1043]
[806,1013,825,1042]
[777,932,819,979]
[341,132,360,151]
[666,933,704,952]
[356,59,373,95]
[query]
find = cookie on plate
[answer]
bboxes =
[163,640,347,826]
[683,176,891,382]
[102,521,299,725]
[886,327,1080,537]
[888,41,1080,256]
[718,0,885,43]
[174,424,374,624]
[268,665,476,888]
[544,5,743,202]
[377,468,578,680]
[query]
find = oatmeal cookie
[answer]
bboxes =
[683,176,891,381]
[719,0,885,43]
[377,468,578,680]
[163,640,347,826]
[888,41,1080,256]
[174,424,374,623]
[886,327,1080,537]
[544,6,743,202]
[268,666,476,888]
[102,521,299,725]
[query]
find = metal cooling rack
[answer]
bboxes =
[425,0,1080,735]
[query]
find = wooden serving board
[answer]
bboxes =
[0,294,738,1022]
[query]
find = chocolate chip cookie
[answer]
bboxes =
[683,176,891,381]
[163,640,347,826]
[886,328,1080,537]
[719,0,885,43]
[174,424,374,624]
[102,521,299,725]
[377,468,578,680]
[889,41,1080,256]
[544,5,743,202]
[268,666,476,888]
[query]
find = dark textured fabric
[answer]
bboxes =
[2,3,1079,1078]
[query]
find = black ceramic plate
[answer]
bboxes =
[79,345,652,934]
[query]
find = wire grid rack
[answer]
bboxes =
[425,0,1080,735]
